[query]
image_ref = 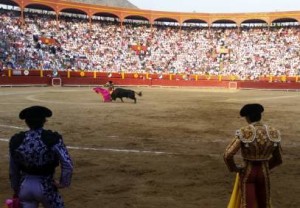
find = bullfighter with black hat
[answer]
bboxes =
[9,106,73,208]
[224,103,283,208]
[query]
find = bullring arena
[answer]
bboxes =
[1,0,300,207]
[0,87,300,208]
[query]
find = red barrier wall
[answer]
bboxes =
[0,76,51,85]
[238,81,300,90]
[1,70,300,90]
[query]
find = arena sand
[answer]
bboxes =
[0,86,299,208]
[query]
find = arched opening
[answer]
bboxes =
[182,19,208,28]
[124,15,150,25]
[153,17,179,27]
[211,19,237,28]
[271,18,299,27]
[92,12,120,23]
[0,0,21,17]
[0,0,20,10]
[24,4,55,15]
[241,19,268,28]
[59,8,88,20]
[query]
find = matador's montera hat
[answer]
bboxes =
[240,103,264,117]
[19,106,52,120]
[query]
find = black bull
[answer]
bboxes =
[111,88,142,103]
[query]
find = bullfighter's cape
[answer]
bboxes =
[227,173,241,208]
[93,87,111,102]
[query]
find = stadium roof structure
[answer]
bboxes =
[1,0,300,26]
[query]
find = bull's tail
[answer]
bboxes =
[135,91,142,97]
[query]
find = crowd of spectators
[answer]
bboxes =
[1,8,300,80]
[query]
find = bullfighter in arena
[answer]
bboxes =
[104,80,115,94]
[224,103,283,208]
[9,106,73,208]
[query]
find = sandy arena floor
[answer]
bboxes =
[0,86,299,208]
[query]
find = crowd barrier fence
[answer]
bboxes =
[1,69,300,90]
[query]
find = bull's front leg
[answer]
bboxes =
[120,97,124,102]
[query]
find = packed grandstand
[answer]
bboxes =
[1,0,300,81]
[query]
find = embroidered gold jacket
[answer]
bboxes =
[224,122,283,172]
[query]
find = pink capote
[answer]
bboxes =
[93,87,112,102]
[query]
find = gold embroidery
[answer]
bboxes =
[238,123,281,161]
